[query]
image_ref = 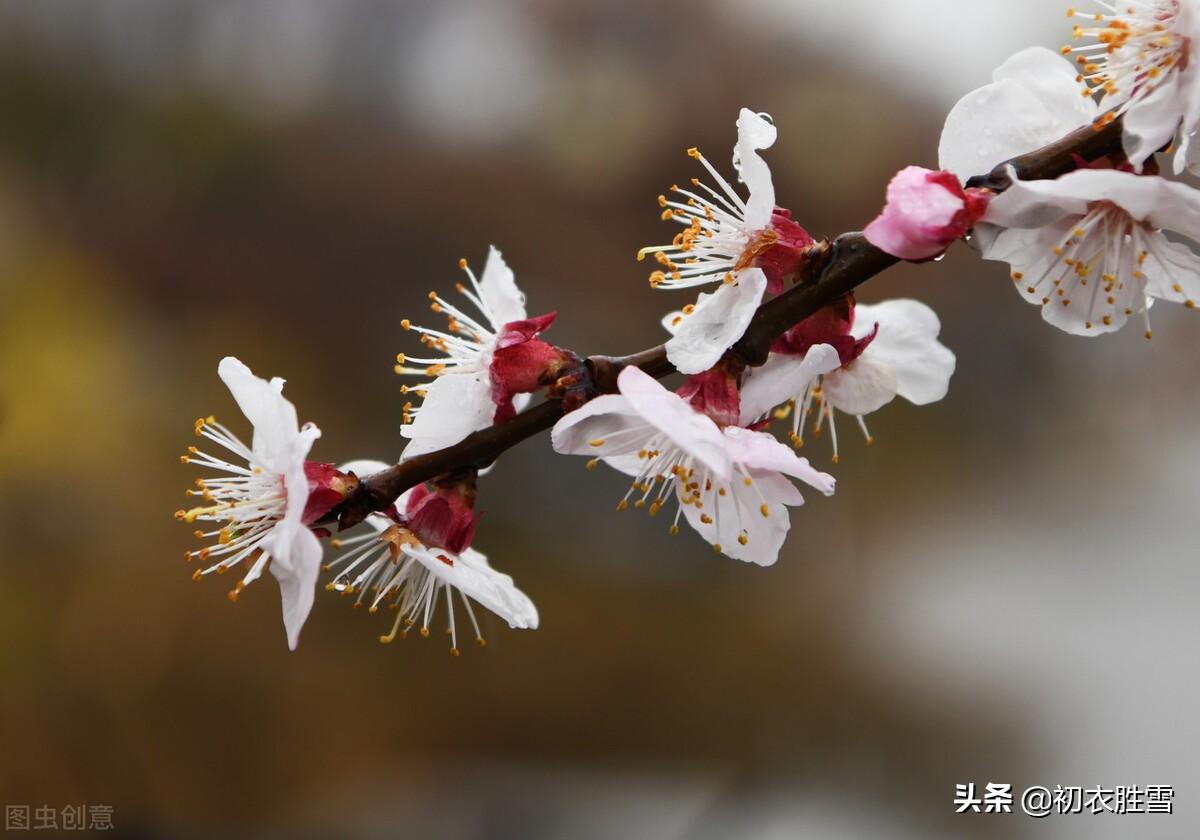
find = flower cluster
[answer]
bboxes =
[939,43,1200,337]
[174,2,1200,657]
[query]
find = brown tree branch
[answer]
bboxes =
[331,116,1126,529]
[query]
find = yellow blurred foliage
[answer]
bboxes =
[0,247,146,481]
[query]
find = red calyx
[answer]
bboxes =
[404,477,478,555]
[301,462,359,525]
[676,359,744,427]
[490,311,576,423]
[754,208,816,295]
[772,294,877,366]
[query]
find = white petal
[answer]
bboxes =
[411,545,539,630]
[722,425,836,496]
[678,470,798,566]
[1123,76,1187,169]
[478,245,527,327]
[337,459,392,478]
[401,372,494,457]
[854,299,956,405]
[987,169,1200,242]
[665,270,767,375]
[1142,232,1200,307]
[980,218,1145,336]
[217,356,305,473]
[269,524,323,651]
[735,109,777,230]
[661,309,686,336]
[617,365,732,480]
[821,357,899,416]
[939,47,1097,180]
[550,393,651,458]
[738,345,842,426]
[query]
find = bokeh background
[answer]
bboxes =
[1,2,1198,838]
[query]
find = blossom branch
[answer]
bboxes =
[330,114,1126,530]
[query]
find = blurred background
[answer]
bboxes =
[1,1,1198,838]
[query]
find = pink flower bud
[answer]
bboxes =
[404,478,478,555]
[300,462,359,524]
[863,166,990,261]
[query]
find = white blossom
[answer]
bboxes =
[552,366,834,566]
[324,460,538,654]
[178,357,323,650]
[742,300,955,462]
[396,246,531,457]
[1065,0,1200,172]
[941,45,1200,335]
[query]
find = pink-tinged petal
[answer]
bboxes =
[665,269,767,375]
[864,167,988,261]
[735,109,777,229]
[738,345,841,426]
[853,299,956,406]
[616,365,731,481]
[550,393,649,458]
[478,245,526,327]
[939,47,1097,179]
[269,523,322,651]
[821,356,899,416]
[401,373,494,458]
[721,425,835,496]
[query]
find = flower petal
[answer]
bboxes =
[217,356,304,473]
[616,365,732,481]
[1123,74,1187,170]
[821,356,899,416]
[269,523,323,651]
[721,425,835,496]
[738,344,841,425]
[401,372,495,458]
[986,169,1200,242]
[479,245,527,328]
[550,393,650,458]
[337,459,393,478]
[409,545,539,630]
[665,269,767,375]
[735,109,778,230]
[939,47,1097,180]
[1141,233,1200,307]
[853,299,956,405]
[678,469,800,566]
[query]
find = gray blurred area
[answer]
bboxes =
[0,2,1197,838]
